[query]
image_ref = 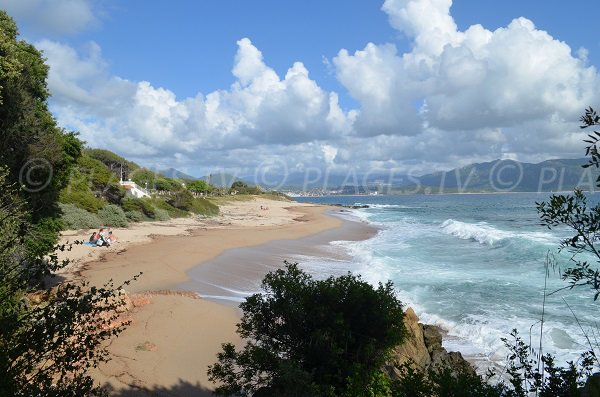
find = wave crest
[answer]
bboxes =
[440,219,555,246]
[441,219,510,245]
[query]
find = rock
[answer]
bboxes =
[422,324,442,353]
[387,307,476,379]
[386,307,431,378]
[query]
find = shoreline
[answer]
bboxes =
[59,197,376,395]
[182,208,377,307]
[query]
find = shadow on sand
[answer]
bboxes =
[104,379,215,397]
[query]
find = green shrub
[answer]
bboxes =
[153,208,170,221]
[121,197,155,218]
[59,169,105,213]
[150,197,188,218]
[98,204,128,228]
[125,210,144,222]
[167,190,194,210]
[189,197,219,216]
[59,203,102,230]
[77,155,125,204]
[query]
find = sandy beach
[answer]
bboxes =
[57,197,375,396]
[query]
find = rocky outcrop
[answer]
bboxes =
[386,307,475,379]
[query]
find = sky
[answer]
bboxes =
[3,0,600,179]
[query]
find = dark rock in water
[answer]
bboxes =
[386,308,476,380]
[331,203,369,209]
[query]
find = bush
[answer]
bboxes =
[59,169,105,213]
[59,203,102,230]
[98,204,128,228]
[150,197,189,218]
[121,197,155,218]
[208,262,406,396]
[125,210,144,222]
[153,208,170,221]
[189,197,219,216]
[167,190,194,210]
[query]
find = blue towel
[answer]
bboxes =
[83,241,97,246]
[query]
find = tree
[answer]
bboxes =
[207,262,406,396]
[168,189,194,210]
[0,10,82,258]
[0,168,133,396]
[537,107,600,301]
[187,179,212,194]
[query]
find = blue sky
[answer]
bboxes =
[4,0,600,178]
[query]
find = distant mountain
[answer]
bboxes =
[158,168,199,180]
[412,158,592,193]
[199,172,252,189]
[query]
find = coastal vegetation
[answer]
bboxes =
[0,11,131,396]
[208,262,407,396]
[2,7,600,396]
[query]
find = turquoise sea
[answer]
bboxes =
[293,193,600,369]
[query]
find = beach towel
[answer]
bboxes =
[83,241,98,247]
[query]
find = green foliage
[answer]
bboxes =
[229,180,262,195]
[128,168,182,192]
[154,177,178,191]
[230,180,248,190]
[85,148,139,173]
[76,154,125,204]
[0,11,84,257]
[59,168,106,213]
[149,197,189,218]
[98,204,128,228]
[537,190,600,300]
[189,197,219,216]
[121,197,155,218]
[187,179,213,193]
[168,189,194,210]
[537,108,600,301]
[59,203,101,230]
[500,329,594,396]
[208,262,406,396]
[0,168,133,396]
[153,208,170,221]
[124,210,144,222]
[129,168,157,189]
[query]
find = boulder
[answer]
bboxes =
[387,307,475,379]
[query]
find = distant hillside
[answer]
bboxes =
[159,168,198,180]
[200,172,252,189]
[411,158,592,193]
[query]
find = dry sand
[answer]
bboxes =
[57,197,368,396]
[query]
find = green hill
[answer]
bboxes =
[407,158,591,193]
[58,149,219,230]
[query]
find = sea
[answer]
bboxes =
[292,193,600,371]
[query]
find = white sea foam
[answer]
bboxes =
[440,219,556,246]
[293,196,596,372]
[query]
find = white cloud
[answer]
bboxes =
[333,0,599,151]
[38,38,354,164]
[3,0,97,36]
[32,0,600,178]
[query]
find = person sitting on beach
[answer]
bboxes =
[89,230,101,245]
[97,228,110,247]
[107,230,118,244]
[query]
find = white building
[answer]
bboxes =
[120,180,150,198]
